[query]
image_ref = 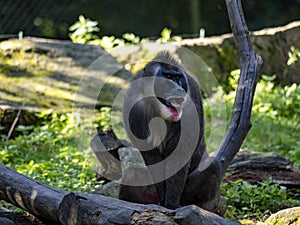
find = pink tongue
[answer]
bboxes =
[168,107,180,116]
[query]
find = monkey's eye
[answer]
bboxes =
[165,74,172,79]
[175,76,180,80]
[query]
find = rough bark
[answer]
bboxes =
[0,164,66,224]
[0,163,240,225]
[90,128,124,182]
[225,152,300,188]
[0,210,45,225]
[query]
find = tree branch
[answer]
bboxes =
[215,0,263,176]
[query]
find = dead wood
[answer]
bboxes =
[0,163,240,225]
[215,0,263,176]
[225,152,300,188]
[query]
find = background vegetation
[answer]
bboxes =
[1,1,300,224]
[1,0,300,40]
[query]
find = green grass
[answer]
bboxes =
[243,79,300,167]
[0,111,100,192]
[205,74,300,168]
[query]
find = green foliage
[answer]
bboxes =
[0,110,99,192]
[122,33,141,44]
[222,178,300,220]
[69,15,100,44]
[156,28,182,43]
[68,15,126,50]
[283,46,300,78]
[245,78,300,166]
[221,70,300,167]
[253,76,300,119]
[94,107,112,130]
[287,46,300,66]
[69,15,181,50]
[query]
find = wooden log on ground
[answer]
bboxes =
[0,163,241,225]
[0,210,44,225]
[225,152,300,188]
[0,164,66,225]
[0,217,15,225]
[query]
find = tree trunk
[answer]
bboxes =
[0,163,240,225]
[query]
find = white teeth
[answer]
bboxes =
[167,97,185,109]
[169,101,181,108]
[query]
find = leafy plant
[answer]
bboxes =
[283,46,300,77]
[156,27,182,43]
[245,78,300,166]
[220,69,300,167]
[95,107,112,130]
[122,33,141,44]
[253,78,300,119]
[222,178,300,221]
[287,46,300,66]
[69,15,100,44]
[69,15,182,51]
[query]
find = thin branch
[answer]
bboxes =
[7,103,25,140]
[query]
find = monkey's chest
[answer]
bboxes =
[149,128,181,157]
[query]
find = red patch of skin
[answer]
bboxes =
[142,192,160,204]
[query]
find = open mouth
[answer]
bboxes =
[158,97,177,111]
[157,97,183,117]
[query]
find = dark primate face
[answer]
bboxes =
[151,63,188,122]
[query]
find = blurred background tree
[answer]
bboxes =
[0,0,300,40]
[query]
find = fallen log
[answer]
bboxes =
[0,217,14,225]
[0,210,44,225]
[0,163,240,225]
[225,151,300,188]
